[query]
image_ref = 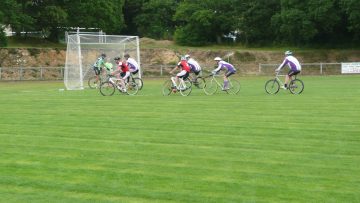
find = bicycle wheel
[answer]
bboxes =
[226,79,240,95]
[194,77,206,89]
[265,79,280,94]
[289,79,304,94]
[100,81,115,96]
[162,80,174,96]
[88,76,100,89]
[133,77,143,90]
[184,78,192,88]
[179,80,192,96]
[125,81,139,95]
[203,78,218,95]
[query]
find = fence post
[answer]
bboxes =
[320,62,323,74]
[160,65,163,76]
[40,67,43,80]
[19,68,22,80]
[258,64,262,74]
[0,68,2,80]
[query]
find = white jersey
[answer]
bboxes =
[126,57,140,72]
[276,56,301,72]
[187,58,201,72]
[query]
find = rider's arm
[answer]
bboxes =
[276,58,288,72]
[212,63,222,74]
[169,66,179,74]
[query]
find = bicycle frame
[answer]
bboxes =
[207,74,223,88]
[274,72,299,86]
[170,76,187,90]
[109,77,126,91]
[265,72,303,95]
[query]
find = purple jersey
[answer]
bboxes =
[213,60,236,73]
[277,56,301,72]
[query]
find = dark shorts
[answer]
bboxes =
[193,70,201,76]
[93,66,102,75]
[288,70,301,76]
[120,72,126,77]
[225,71,236,77]
[178,72,189,80]
[132,69,139,75]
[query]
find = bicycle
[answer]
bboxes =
[203,74,240,95]
[127,74,143,90]
[100,75,139,96]
[188,74,206,89]
[162,76,192,96]
[265,72,304,94]
[88,67,111,89]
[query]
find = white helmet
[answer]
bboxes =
[285,50,292,56]
[185,54,190,58]
[214,57,222,61]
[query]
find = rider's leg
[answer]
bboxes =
[223,71,234,90]
[175,70,187,88]
[223,75,229,89]
[171,76,177,87]
[121,72,130,91]
[284,75,290,88]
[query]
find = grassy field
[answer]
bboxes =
[0,75,360,202]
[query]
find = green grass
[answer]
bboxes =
[0,76,360,202]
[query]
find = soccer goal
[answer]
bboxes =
[64,34,140,90]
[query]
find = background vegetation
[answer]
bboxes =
[1,0,360,46]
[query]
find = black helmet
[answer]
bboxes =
[114,57,121,60]
[124,53,130,58]
[101,53,106,58]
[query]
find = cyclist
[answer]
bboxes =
[104,62,113,74]
[275,51,302,89]
[169,56,191,91]
[124,53,140,75]
[212,57,236,90]
[112,57,130,92]
[92,53,107,82]
[185,54,202,79]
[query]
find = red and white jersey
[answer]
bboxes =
[177,60,191,72]
[116,61,129,73]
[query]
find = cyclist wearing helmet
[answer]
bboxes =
[185,54,202,77]
[275,51,301,89]
[92,53,107,81]
[212,57,236,90]
[124,53,140,75]
[112,56,130,92]
[169,56,191,90]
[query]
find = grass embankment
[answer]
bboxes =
[0,76,360,202]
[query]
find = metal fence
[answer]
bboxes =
[0,67,64,81]
[0,62,352,81]
[258,63,342,75]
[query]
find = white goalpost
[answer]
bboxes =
[64,34,141,90]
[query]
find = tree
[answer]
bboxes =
[123,0,145,35]
[237,0,280,45]
[271,0,318,45]
[341,0,360,40]
[174,0,238,45]
[135,0,177,39]
[66,0,125,34]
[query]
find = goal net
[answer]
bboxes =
[64,34,140,90]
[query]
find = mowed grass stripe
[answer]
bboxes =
[2,147,360,185]
[0,76,360,202]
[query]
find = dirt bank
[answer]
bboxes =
[1,47,359,76]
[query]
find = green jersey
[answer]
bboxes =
[93,57,106,69]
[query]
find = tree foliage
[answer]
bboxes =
[0,0,360,46]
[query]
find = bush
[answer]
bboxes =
[0,29,8,47]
